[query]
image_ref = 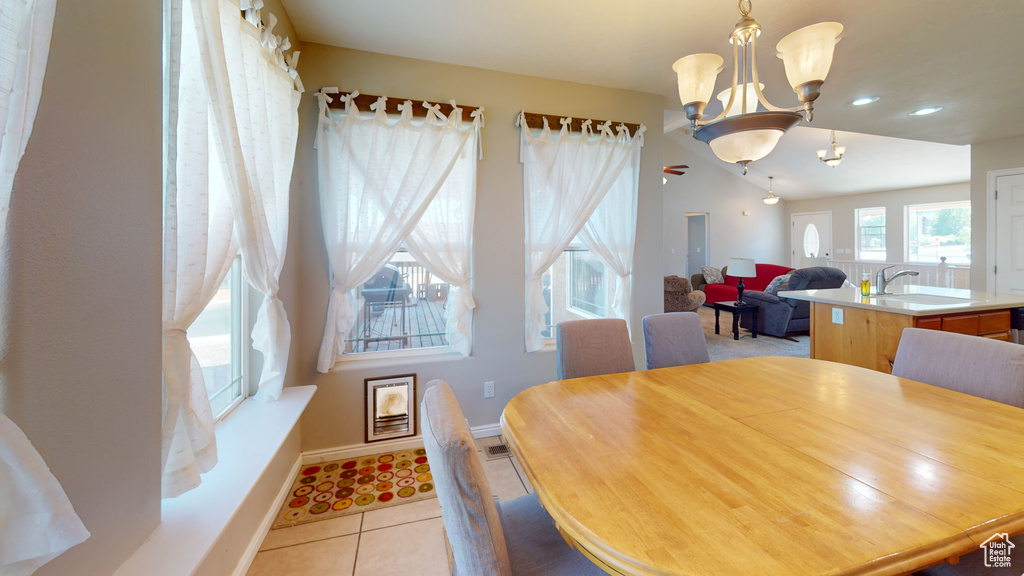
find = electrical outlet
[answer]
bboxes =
[831,307,844,325]
[484,381,495,399]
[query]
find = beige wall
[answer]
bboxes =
[289,45,665,450]
[662,136,789,275]
[0,1,163,575]
[784,182,970,264]
[970,135,1024,290]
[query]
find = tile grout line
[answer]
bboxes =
[350,513,364,576]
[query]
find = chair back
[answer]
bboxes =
[421,380,512,576]
[892,328,1024,408]
[556,318,635,379]
[642,312,710,369]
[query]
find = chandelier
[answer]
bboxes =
[763,176,779,205]
[817,129,845,167]
[673,1,842,174]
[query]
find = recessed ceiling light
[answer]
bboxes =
[851,96,879,106]
[909,107,943,116]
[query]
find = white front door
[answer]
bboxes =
[791,212,833,268]
[994,172,1024,295]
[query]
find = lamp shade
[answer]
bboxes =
[716,83,764,117]
[727,258,756,278]
[672,53,724,106]
[775,22,843,88]
[763,195,779,205]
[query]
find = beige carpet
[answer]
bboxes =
[695,305,810,362]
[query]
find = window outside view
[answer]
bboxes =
[191,257,244,418]
[906,202,971,264]
[541,247,615,339]
[857,207,886,261]
[346,252,450,354]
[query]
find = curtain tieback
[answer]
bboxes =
[164,328,188,340]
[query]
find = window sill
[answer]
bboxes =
[330,347,468,371]
[113,385,316,576]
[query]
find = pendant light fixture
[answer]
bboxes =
[673,1,842,175]
[817,130,845,167]
[763,176,779,205]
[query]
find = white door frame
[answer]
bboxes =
[987,167,1024,292]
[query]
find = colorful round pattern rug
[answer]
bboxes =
[271,448,435,529]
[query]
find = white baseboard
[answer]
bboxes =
[302,423,503,464]
[470,423,502,439]
[232,456,302,576]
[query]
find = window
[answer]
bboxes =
[906,201,971,264]
[540,243,616,339]
[856,207,886,261]
[191,256,247,418]
[345,251,451,354]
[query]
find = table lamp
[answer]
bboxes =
[727,258,756,305]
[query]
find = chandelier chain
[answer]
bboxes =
[738,0,752,17]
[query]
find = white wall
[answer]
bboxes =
[289,45,665,451]
[784,182,970,263]
[0,1,163,574]
[970,135,1024,290]
[662,135,789,276]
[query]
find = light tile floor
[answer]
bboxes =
[246,436,532,576]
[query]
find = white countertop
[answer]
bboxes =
[778,285,1024,316]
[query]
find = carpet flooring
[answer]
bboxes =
[695,305,810,361]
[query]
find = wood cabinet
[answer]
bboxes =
[810,305,1013,374]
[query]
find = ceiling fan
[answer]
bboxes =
[664,164,688,176]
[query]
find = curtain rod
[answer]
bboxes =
[520,112,641,137]
[326,91,478,122]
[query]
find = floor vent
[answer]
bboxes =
[485,444,511,459]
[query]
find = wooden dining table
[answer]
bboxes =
[499,356,1024,576]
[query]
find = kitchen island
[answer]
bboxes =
[779,285,1024,373]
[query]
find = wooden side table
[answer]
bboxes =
[713,301,758,340]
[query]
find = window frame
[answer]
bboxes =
[539,243,618,343]
[194,254,249,422]
[855,207,887,262]
[337,249,463,362]
[904,200,971,264]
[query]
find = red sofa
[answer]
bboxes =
[691,263,794,305]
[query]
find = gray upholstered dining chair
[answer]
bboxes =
[421,380,607,576]
[892,328,1024,408]
[641,312,710,369]
[555,318,635,379]
[896,328,1024,576]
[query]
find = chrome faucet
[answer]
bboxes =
[875,265,920,295]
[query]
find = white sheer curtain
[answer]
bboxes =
[519,113,645,352]
[163,0,300,496]
[0,0,91,573]
[161,0,239,498]
[316,91,482,371]
[577,124,644,326]
[190,0,301,402]
[405,104,483,356]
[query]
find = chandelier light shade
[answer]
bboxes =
[674,0,842,175]
[763,175,780,204]
[717,83,764,117]
[672,53,725,120]
[817,129,846,167]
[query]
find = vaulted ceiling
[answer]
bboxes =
[281,0,1023,198]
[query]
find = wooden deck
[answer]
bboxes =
[348,295,448,352]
